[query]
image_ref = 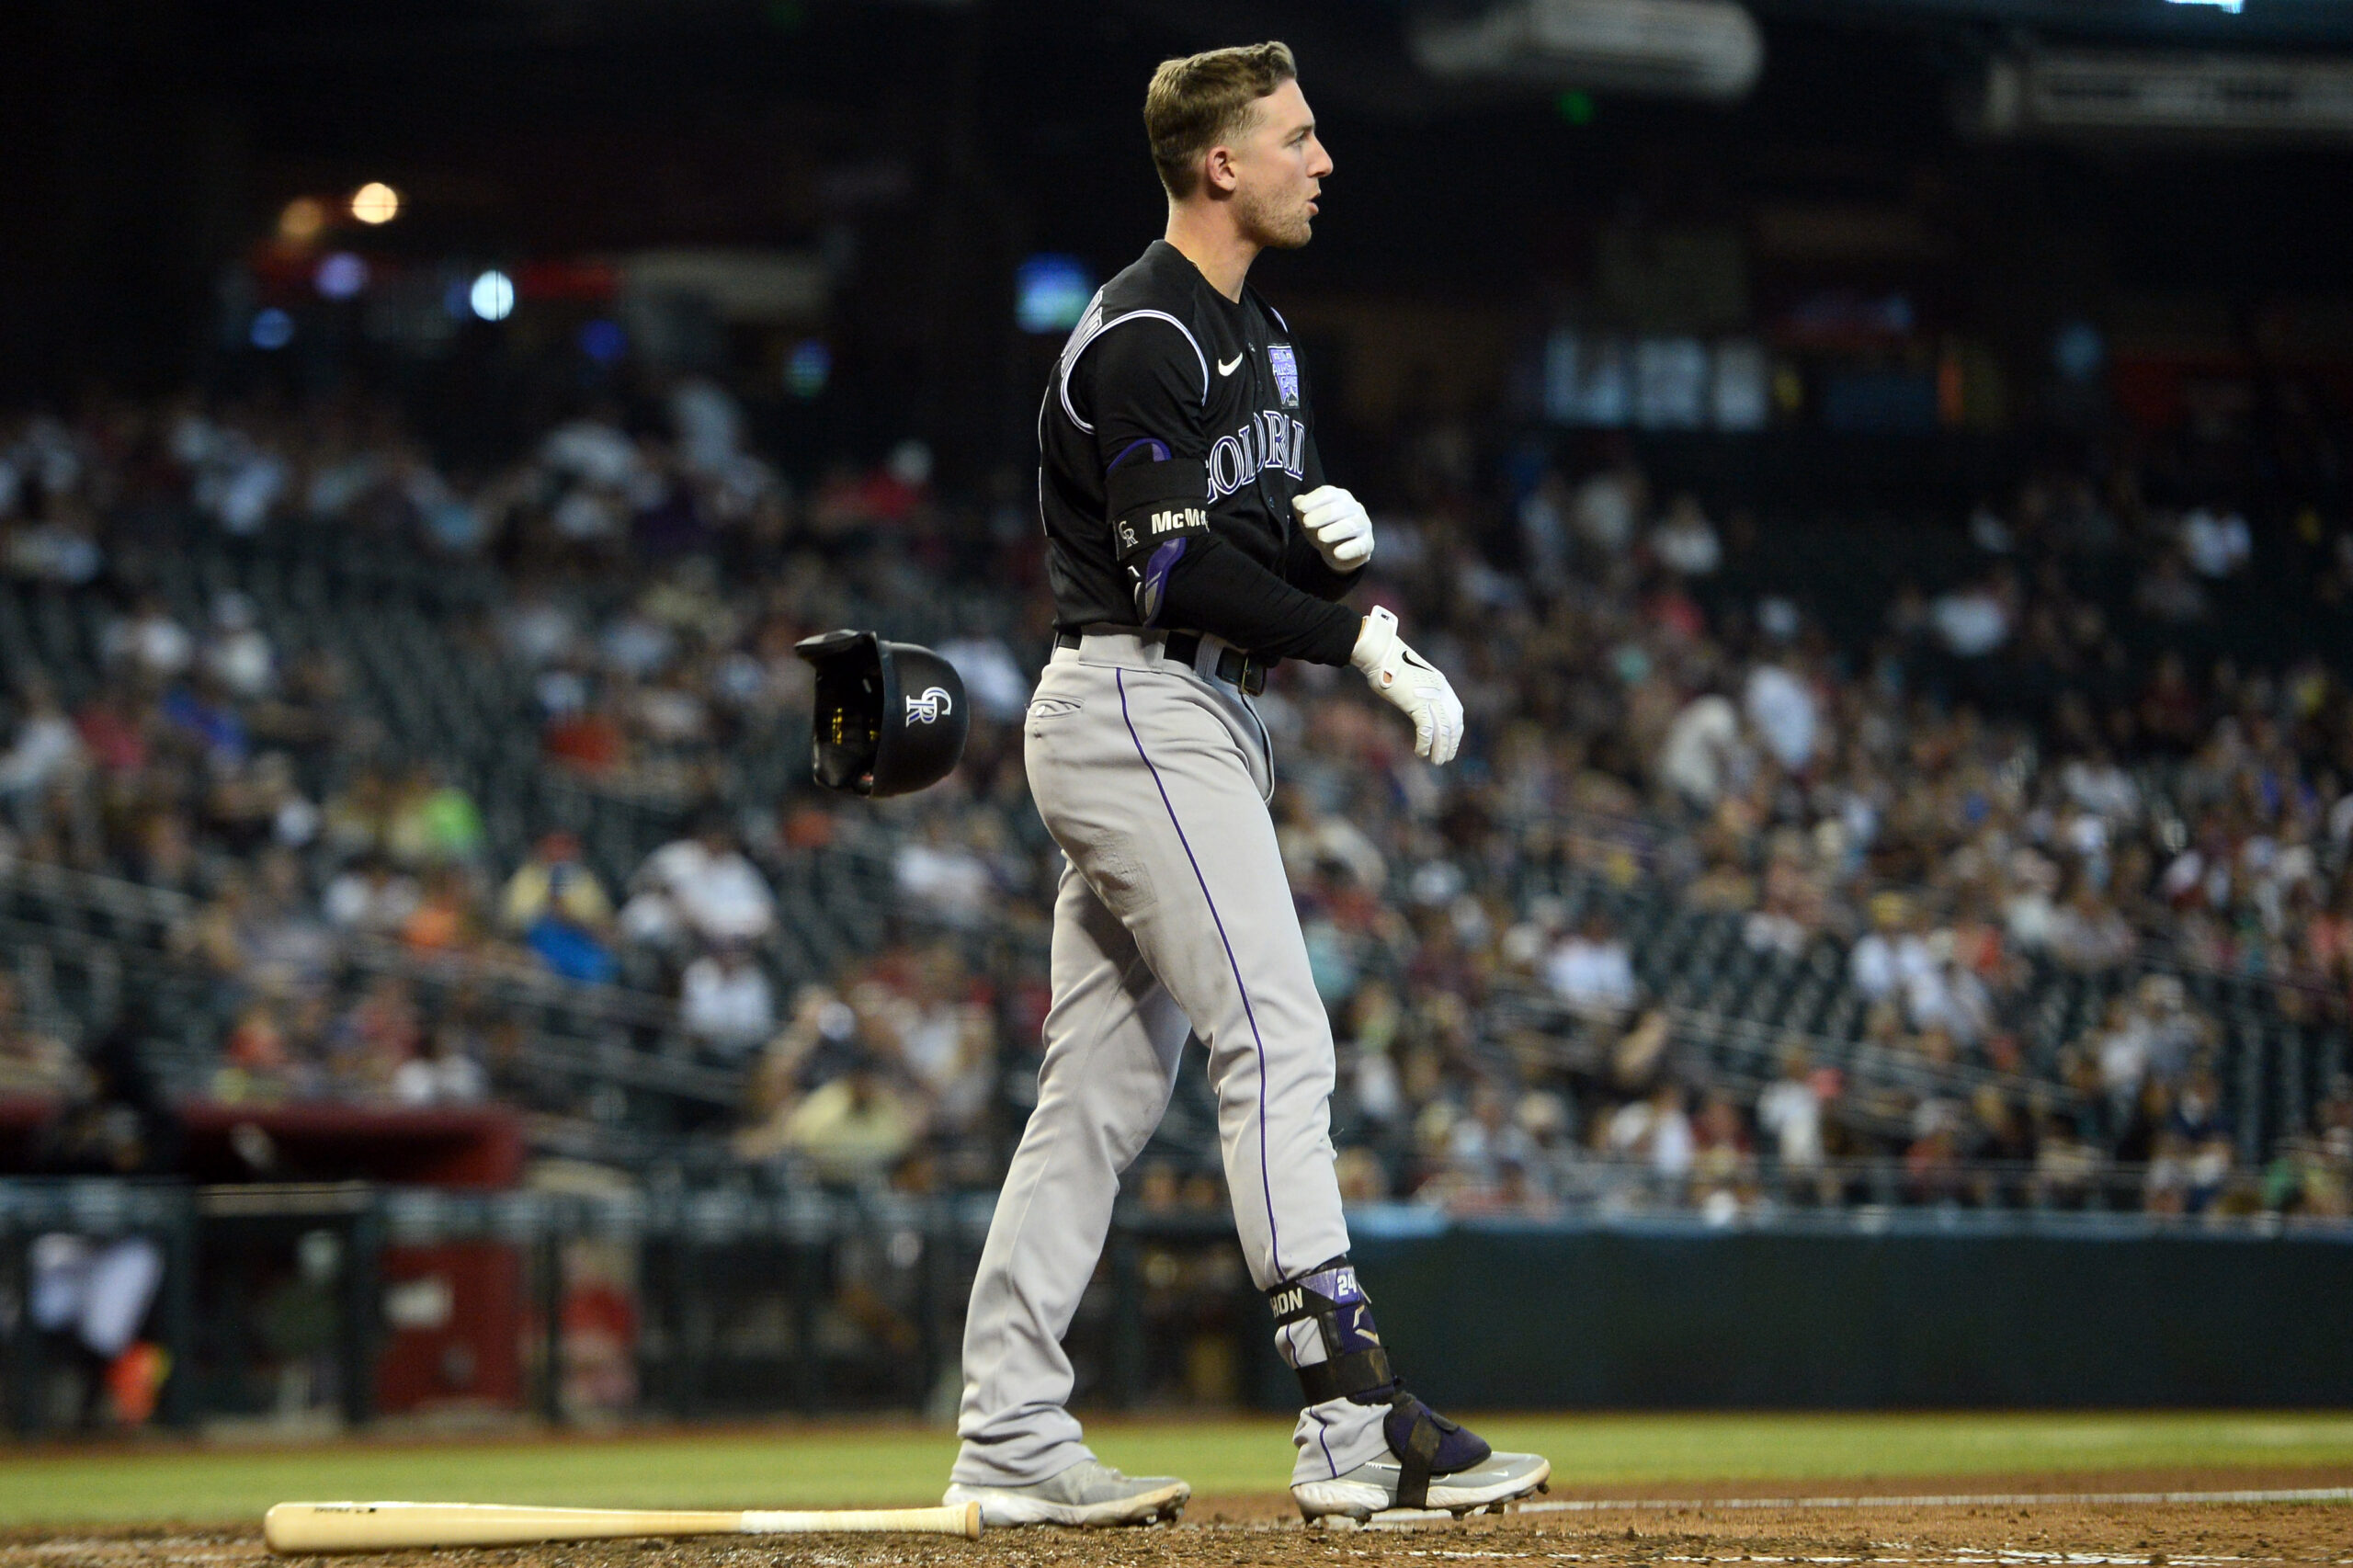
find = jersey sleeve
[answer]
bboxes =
[1085,317,1208,456]
[1160,536,1361,663]
[1080,319,1214,558]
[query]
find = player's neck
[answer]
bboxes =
[1163,207,1257,303]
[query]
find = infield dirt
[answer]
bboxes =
[5,1470,2347,1568]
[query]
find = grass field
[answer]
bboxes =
[2,1412,2351,1527]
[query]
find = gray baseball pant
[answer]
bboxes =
[949,630,1389,1491]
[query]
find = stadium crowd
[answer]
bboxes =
[4,381,2352,1222]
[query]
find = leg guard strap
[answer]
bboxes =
[1267,1256,1395,1406]
[1297,1350,1393,1407]
[1384,1392,1492,1508]
[1391,1392,1447,1509]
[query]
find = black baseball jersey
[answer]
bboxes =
[1038,240,1361,665]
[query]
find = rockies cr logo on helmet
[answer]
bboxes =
[796,631,970,798]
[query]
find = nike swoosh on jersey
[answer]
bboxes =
[1217,352,1245,376]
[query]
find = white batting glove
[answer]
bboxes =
[1293,484,1374,571]
[1350,606,1464,765]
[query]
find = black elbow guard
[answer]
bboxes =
[1107,454,1211,625]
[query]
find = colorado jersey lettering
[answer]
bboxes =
[1209,412,1308,498]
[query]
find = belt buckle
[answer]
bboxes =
[1237,655,1264,697]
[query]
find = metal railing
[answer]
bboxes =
[1398,1148,2353,1228]
[6,1174,2347,1440]
[1487,983,2087,1139]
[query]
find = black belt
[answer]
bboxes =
[1052,629,1266,696]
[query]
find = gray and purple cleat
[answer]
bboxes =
[1292,1393,1551,1523]
[944,1458,1190,1528]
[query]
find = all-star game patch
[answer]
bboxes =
[1267,342,1300,408]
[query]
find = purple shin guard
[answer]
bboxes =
[1267,1257,1495,1508]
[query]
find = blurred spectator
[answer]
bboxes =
[2181,506,2251,579]
[503,832,620,983]
[1,676,85,799]
[1656,690,1744,810]
[1543,913,1637,1020]
[1607,1081,1695,1186]
[386,768,485,867]
[1650,494,1722,577]
[1850,897,1930,1003]
[938,636,1031,723]
[392,1024,489,1106]
[894,816,998,928]
[1690,1088,1756,1219]
[681,943,777,1059]
[1743,660,1817,773]
[200,593,276,699]
[2049,881,2138,971]
[741,1052,922,1182]
[622,818,776,949]
[501,832,614,932]
[103,596,192,680]
[324,857,423,937]
[1930,574,2013,656]
[0,973,76,1095]
[1756,1046,1826,1188]
[1571,464,1643,556]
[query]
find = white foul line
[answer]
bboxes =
[1339,1488,2353,1528]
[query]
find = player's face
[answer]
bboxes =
[1230,79,1331,251]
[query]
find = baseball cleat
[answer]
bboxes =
[1292,1450,1552,1523]
[944,1459,1190,1528]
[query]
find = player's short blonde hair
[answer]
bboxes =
[1144,41,1298,200]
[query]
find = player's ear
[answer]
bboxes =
[1203,143,1240,196]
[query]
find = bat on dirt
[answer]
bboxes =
[262,1500,984,1553]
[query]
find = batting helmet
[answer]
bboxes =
[795,629,971,797]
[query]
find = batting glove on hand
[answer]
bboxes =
[1350,606,1464,765]
[1293,484,1375,571]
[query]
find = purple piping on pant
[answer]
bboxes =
[1307,1387,1339,1477]
[1114,667,1283,1279]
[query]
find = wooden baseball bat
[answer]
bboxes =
[263,1500,983,1553]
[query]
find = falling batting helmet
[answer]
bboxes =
[795,629,971,797]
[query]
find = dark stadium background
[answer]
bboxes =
[3,0,2352,1436]
[12,0,2353,477]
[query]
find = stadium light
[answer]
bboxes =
[351,182,402,224]
[1016,256,1093,334]
[278,197,327,244]
[786,338,831,398]
[314,252,369,300]
[250,309,295,349]
[1411,0,1765,102]
[579,319,627,364]
[469,269,516,322]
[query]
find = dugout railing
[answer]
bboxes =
[5,1175,2351,1439]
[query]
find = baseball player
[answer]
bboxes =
[943,43,1551,1527]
